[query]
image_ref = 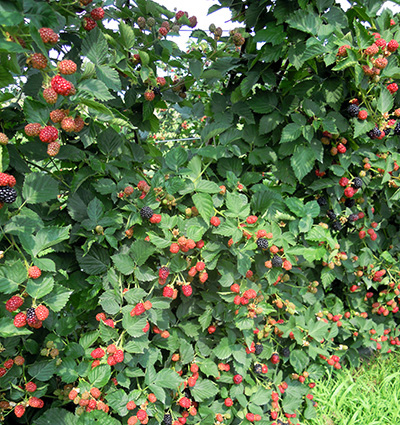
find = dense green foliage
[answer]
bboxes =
[1,0,400,424]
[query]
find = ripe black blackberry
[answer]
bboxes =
[271,255,283,268]
[163,413,172,425]
[326,210,336,220]
[384,128,391,136]
[317,197,327,207]
[347,104,359,117]
[352,177,363,189]
[26,307,37,325]
[0,187,17,203]
[368,127,381,139]
[255,343,263,355]
[332,221,342,231]
[253,363,262,374]
[153,87,161,95]
[282,347,290,357]
[256,238,268,250]
[345,198,355,208]
[394,122,400,135]
[348,214,358,222]
[140,206,154,219]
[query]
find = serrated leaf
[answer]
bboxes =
[119,22,135,49]
[192,192,214,222]
[280,123,302,143]
[377,88,394,114]
[96,65,121,91]
[79,79,114,101]
[290,145,315,181]
[28,360,56,382]
[213,338,232,359]
[0,260,27,294]
[44,285,72,312]
[81,27,108,65]
[154,369,183,389]
[88,364,112,387]
[191,379,219,402]
[0,318,33,337]
[76,246,110,275]
[289,349,310,373]
[23,173,59,204]
[33,408,78,425]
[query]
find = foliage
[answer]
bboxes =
[1,0,400,424]
[306,354,400,425]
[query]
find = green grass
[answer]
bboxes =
[305,354,400,425]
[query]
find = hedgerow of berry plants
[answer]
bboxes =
[1,0,400,424]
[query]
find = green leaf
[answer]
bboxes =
[250,387,270,405]
[280,123,302,143]
[58,357,79,383]
[26,276,54,299]
[76,246,110,275]
[98,128,123,156]
[308,320,330,341]
[43,285,72,312]
[88,364,112,388]
[199,358,219,378]
[191,379,219,402]
[213,338,232,359]
[285,198,304,216]
[130,240,155,266]
[33,408,78,425]
[377,88,394,114]
[165,147,188,171]
[31,226,71,257]
[195,180,221,194]
[286,10,321,34]
[106,389,130,416]
[112,252,135,275]
[290,145,315,181]
[0,317,32,337]
[304,201,320,218]
[0,260,27,294]
[79,79,114,101]
[289,349,310,374]
[23,173,59,204]
[189,59,203,79]
[96,65,121,92]
[119,22,135,49]
[180,340,195,364]
[154,369,183,389]
[192,193,214,222]
[81,27,108,65]
[28,360,56,382]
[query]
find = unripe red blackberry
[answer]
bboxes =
[83,17,97,31]
[47,142,60,157]
[61,117,76,132]
[6,295,24,312]
[29,53,47,70]
[25,123,42,137]
[74,116,85,132]
[58,59,77,75]
[43,87,58,104]
[50,109,66,123]
[90,7,104,21]
[0,133,8,145]
[39,126,58,143]
[39,28,58,44]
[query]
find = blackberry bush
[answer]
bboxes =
[1,0,400,424]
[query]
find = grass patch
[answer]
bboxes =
[305,354,400,425]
